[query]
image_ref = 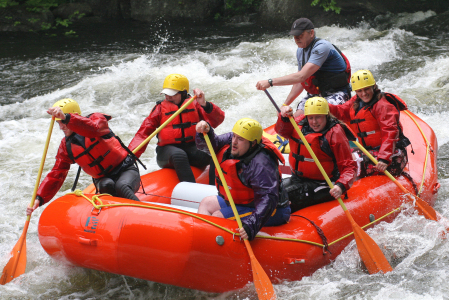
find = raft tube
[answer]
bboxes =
[38,111,440,293]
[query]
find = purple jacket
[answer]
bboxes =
[196,128,280,240]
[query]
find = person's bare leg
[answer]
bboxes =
[197,195,221,215]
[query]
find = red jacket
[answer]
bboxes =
[37,113,123,205]
[329,93,403,163]
[275,114,357,191]
[129,99,225,157]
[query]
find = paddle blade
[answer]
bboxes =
[244,240,276,300]
[352,224,393,274]
[0,233,27,285]
[412,195,438,221]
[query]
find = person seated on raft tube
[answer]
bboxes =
[328,69,411,178]
[128,74,225,183]
[276,97,357,213]
[255,18,351,117]
[27,99,141,216]
[195,118,291,241]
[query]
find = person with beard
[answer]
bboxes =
[195,118,291,241]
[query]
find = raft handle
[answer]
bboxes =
[432,182,441,194]
[78,237,97,246]
[91,207,102,215]
[287,258,305,264]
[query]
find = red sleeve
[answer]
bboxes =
[128,105,162,158]
[328,96,356,123]
[66,113,111,138]
[195,101,225,128]
[371,99,400,163]
[274,114,305,139]
[327,125,357,191]
[36,139,73,205]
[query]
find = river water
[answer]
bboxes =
[1,10,449,299]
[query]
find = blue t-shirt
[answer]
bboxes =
[296,38,346,73]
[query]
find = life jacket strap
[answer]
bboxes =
[172,122,197,129]
[350,118,365,124]
[165,108,195,116]
[174,136,194,142]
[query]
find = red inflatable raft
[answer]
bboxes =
[38,111,440,293]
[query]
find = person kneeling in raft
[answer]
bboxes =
[195,118,291,240]
[27,99,141,216]
[128,74,225,184]
[328,69,411,178]
[276,97,357,213]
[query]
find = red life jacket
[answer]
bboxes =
[349,93,408,149]
[288,119,355,180]
[215,137,285,205]
[66,116,128,178]
[157,97,200,147]
[301,38,351,95]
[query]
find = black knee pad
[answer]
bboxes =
[95,178,116,195]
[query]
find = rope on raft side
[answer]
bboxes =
[68,190,409,253]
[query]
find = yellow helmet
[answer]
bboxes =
[304,97,329,116]
[161,74,189,96]
[351,69,376,91]
[232,118,263,144]
[52,98,81,120]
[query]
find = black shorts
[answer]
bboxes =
[280,174,334,213]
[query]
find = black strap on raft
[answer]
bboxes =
[71,166,82,191]
[110,133,147,170]
[401,171,419,196]
[291,214,331,254]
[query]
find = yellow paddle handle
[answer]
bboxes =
[132,95,197,154]
[27,117,55,221]
[203,133,244,230]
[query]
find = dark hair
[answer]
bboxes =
[179,90,188,102]
[353,84,381,110]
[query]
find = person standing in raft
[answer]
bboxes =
[195,118,291,241]
[328,69,411,178]
[255,18,351,117]
[27,99,141,216]
[128,74,225,183]
[276,97,357,213]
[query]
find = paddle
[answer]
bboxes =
[264,90,393,274]
[203,132,276,300]
[1,117,55,285]
[132,95,197,154]
[353,141,441,221]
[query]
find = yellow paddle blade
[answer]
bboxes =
[1,224,28,285]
